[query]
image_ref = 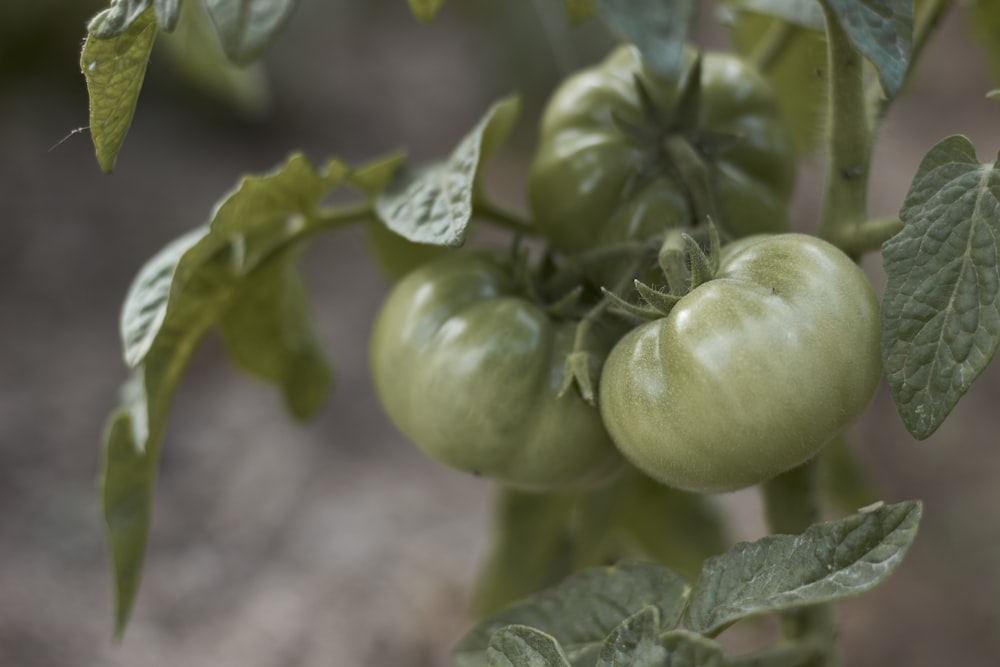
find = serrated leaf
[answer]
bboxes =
[88,0,155,37]
[596,0,695,82]
[685,501,922,635]
[204,0,299,65]
[881,136,1000,439]
[375,95,521,247]
[726,8,828,155]
[487,626,572,667]
[407,0,444,23]
[455,563,691,667]
[566,0,598,23]
[219,249,333,420]
[158,0,270,114]
[722,0,824,29]
[616,473,727,582]
[105,154,347,636]
[155,0,181,30]
[81,7,158,173]
[821,0,913,98]
[596,606,664,667]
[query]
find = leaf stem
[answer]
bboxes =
[816,2,871,254]
[833,215,903,256]
[761,459,838,667]
[314,204,376,231]
[748,20,795,74]
[474,197,535,235]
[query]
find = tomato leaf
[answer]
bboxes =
[375,95,521,247]
[81,7,158,173]
[685,501,922,635]
[348,150,408,200]
[486,626,572,667]
[407,0,445,23]
[219,249,333,420]
[104,154,348,636]
[966,0,1000,88]
[881,136,1000,439]
[595,0,695,83]
[819,0,913,98]
[454,563,691,667]
[203,0,299,65]
[724,6,828,155]
[595,606,663,667]
[88,0,155,37]
[158,0,270,115]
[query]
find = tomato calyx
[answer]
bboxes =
[613,55,741,222]
[603,221,722,321]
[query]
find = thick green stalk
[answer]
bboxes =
[762,459,838,667]
[817,2,872,254]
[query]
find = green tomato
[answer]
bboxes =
[365,221,449,282]
[598,234,881,494]
[527,45,796,256]
[370,253,624,491]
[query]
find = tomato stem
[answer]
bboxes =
[817,2,872,253]
[762,459,839,667]
[314,204,376,231]
[834,215,902,256]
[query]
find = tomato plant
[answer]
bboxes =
[66,0,1000,665]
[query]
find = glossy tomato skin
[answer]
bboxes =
[599,235,881,494]
[370,253,624,491]
[528,46,796,255]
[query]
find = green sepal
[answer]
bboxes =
[559,351,599,404]
[601,288,663,321]
[634,280,681,315]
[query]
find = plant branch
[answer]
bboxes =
[473,196,535,235]
[762,459,838,667]
[834,215,903,256]
[314,204,376,231]
[816,1,872,255]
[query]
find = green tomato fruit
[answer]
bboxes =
[528,45,796,256]
[370,253,624,491]
[599,234,881,494]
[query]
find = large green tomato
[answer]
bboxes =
[370,253,624,491]
[528,45,796,256]
[598,235,881,494]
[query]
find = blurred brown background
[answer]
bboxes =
[2,1,999,665]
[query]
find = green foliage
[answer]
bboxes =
[203,0,298,65]
[102,153,386,635]
[594,0,695,82]
[685,501,922,635]
[455,563,691,667]
[966,0,1000,87]
[819,0,913,98]
[81,7,158,173]
[374,95,521,247]
[882,135,1000,439]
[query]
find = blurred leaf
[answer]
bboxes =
[566,0,598,23]
[820,0,913,98]
[596,0,695,82]
[487,626,572,667]
[616,473,727,582]
[685,501,922,635]
[348,150,408,200]
[158,0,270,115]
[154,0,181,30]
[726,8,828,155]
[655,632,728,667]
[204,0,299,65]
[882,136,1000,439]
[988,89,1000,102]
[104,153,349,636]
[375,95,521,247]
[721,0,824,29]
[81,7,158,173]
[219,249,333,420]
[407,0,444,23]
[455,563,690,667]
[967,1,1000,88]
